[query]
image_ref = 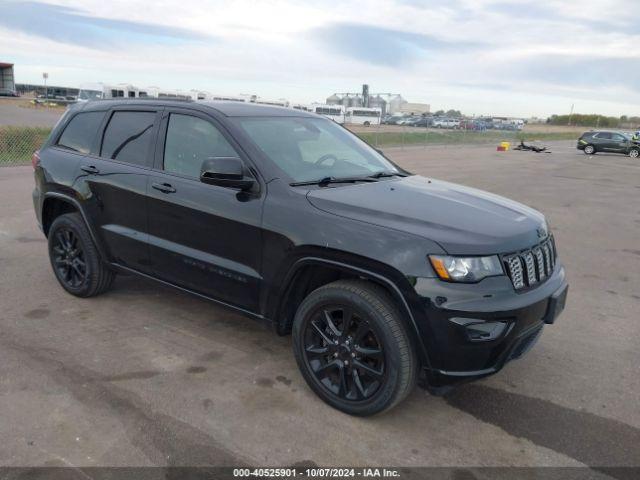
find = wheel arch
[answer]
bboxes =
[271,256,431,368]
[42,192,108,261]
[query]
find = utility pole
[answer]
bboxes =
[568,103,574,126]
[42,72,48,102]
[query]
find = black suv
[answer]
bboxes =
[577,130,640,157]
[32,100,568,416]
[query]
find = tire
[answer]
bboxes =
[583,145,595,155]
[629,148,639,158]
[48,212,115,297]
[292,279,417,416]
[363,121,370,127]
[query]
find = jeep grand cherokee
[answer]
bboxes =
[32,99,569,416]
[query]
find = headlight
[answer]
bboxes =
[429,255,503,283]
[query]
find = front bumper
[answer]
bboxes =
[409,263,568,389]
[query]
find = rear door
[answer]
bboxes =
[146,108,263,313]
[593,132,613,151]
[76,106,161,272]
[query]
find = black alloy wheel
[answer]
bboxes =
[48,212,115,297]
[303,305,385,400]
[51,227,87,288]
[293,280,417,416]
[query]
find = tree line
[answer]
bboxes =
[547,114,640,128]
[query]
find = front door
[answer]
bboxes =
[146,109,263,313]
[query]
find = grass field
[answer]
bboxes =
[354,129,579,148]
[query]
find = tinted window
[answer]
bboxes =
[56,111,104,154]
[163,114,238,178]
[101,111,156,166]
[611,134,625,141]
[596,132,612,139]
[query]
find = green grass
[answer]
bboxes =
[0,126,52,165]
[355,130,578,148]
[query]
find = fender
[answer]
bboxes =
[275,256,431,369]
[42,191,110,262]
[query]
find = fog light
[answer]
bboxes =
[450,317,508,342]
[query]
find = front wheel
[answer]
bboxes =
[292,280,417,416]
[629,148,639,158]
[363,121,371,127]
[583,144,595,155]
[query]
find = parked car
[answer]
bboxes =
[382,116,404,125]
[32,99,569,416]
[577,131,639,157]
[411,117,433,128]
[432,117,460,129]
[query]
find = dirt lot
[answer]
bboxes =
[0,142,638,474]
[0,98,65,127]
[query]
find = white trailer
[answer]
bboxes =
[78,82,140,101]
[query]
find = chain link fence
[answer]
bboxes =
[0,126,51,166]
[0,122,580,167]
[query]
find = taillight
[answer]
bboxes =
[31,150,40,169]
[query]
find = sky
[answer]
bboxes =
[1,0,638,117]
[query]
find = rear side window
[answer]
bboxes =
[101,111,156,166]
[163,113,238,178]
[56,111,105,154]
[596,132,612,139]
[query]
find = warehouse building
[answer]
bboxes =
[325,86,427,115]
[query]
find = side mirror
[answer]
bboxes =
[200,157,255,191]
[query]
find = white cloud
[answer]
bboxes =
[1,0,638,117]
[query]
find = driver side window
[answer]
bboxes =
[163,113,238,178]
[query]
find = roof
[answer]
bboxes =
[0,62,14,68]
[79,99,316,118]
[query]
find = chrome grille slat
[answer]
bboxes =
[523,252,537,286]
[505,236,557,290]
[507,256,524,289]
[534,247,546,280]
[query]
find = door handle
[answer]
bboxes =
[80,165,99,174]
[152,182,176,194]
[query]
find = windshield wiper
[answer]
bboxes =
[368,171,406,179]
[290,176,379,187]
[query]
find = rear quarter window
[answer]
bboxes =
[56,111,105,154]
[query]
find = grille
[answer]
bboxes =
[504,237,556,290]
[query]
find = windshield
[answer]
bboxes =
[235,117,400,183]
[78,89,103,101]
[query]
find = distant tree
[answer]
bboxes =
[547,114,620,128]
[434,110,445,116]
[445,109,462,118]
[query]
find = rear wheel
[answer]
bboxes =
[363,121,371,127]
[48,213,114,297]
[292,280,417,416]
[584,144,595,155]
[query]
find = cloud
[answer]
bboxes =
[0,0,638,117]
[308,22,477,67]
[0,0,213,46]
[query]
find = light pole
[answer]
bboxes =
[42,72,48,102]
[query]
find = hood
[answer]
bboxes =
[306,175,547,255]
